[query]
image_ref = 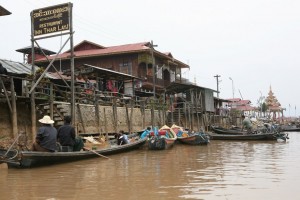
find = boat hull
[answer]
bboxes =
[280,125,300,132]
[208,132,282,140]
[177,133,210,145]
[148,137,176,150]
[0,138,147,168]
[210,126,245,135]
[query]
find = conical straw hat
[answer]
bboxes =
[160,125,171,130]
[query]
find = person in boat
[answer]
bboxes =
[140,127,151,139]
[241,115,253,133]
[116,130,128,145]
[57,116,84,151]
[120,130,129,144]
[32,115,57,152]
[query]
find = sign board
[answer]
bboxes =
[31,3,71,36]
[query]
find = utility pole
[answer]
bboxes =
[214,74,221,98]
[150,40,158,99]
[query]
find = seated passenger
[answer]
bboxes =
[118,130,129,145]
[57,116,84,151]
[117,133,128,145]
[32,115,57,152]
[140,127,151,139]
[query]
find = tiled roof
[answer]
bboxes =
[234,105,255,111]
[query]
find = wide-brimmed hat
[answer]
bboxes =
[39,115,54,124]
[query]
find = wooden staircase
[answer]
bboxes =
[36,102,68,127]
[166,108,185,127]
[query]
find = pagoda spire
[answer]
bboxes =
[264,85,284,121]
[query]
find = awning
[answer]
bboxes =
[166,82,216,94]
[0,6,11,16]
[63,64,141,81]
[16,46,56,55]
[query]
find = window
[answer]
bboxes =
[119,62,132,75]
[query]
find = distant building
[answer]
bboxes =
[227,98,255,115]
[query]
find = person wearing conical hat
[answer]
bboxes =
[32,115,57,152]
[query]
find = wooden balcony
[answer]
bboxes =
[144,75,172,88]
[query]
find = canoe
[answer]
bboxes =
[0,136,147,169]
[168,124,209,145]
[207,132,289,141]
[177,132,210,145]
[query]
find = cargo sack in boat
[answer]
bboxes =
[182,132,189,137]
[148,137,166,150]
[73,137,84,151]
[150,130,167,136]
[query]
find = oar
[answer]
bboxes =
[83,147,110,159]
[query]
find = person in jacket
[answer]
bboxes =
[32,115,57,152]
[57,116,83,151]
[140,127,151,139]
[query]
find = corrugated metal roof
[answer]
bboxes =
[35,40,190,68]
[36,42,150,61]
[47,71,95,83]
[166,82,217,94]
[0,59,39,75]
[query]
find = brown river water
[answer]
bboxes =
[1,132,300,200]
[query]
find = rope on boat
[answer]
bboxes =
[0,149,19,161]
[3,133,22,157]
[199,132,210,143]
[272,131,289,141]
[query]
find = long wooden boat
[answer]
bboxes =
[0,137,147,169]
[280,125,300,132]
[177,132,210,145]
[210,125,245,135]
[148,125,177,150]
[207,132,289,141]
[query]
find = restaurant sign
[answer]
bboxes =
[31,3,71,36]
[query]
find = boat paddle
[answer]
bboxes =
[83,147,110,159]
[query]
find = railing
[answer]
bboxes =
[0,74,202,119]
[145,75,172,88]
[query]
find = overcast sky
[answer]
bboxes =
[1,0,300,117]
